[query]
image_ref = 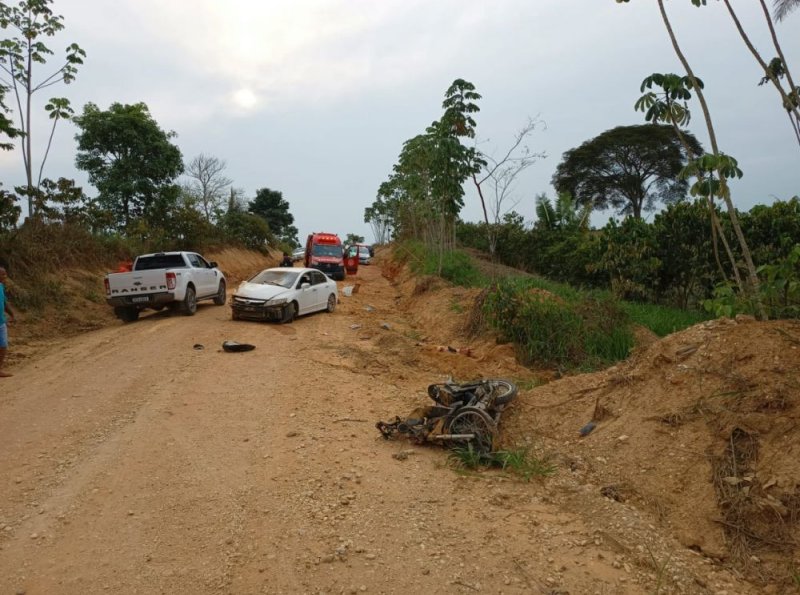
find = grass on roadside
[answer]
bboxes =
[395,240,486,288]
[622,301,710,337]
[393,242,708,370]
[448,445,556,481]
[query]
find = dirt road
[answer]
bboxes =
[0,263,753,594]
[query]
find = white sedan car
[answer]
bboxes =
[231,267,338,323]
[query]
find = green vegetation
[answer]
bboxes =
[457,197,800,321]
[552,124,702,220]
[448,445,556,481]
[623,301,710,337]
[483,277,633,369]
[396,240,720,370]
[396,240,486,288]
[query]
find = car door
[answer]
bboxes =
[309,270,329,311]
[187,253,215,297]
[295,272,316,315]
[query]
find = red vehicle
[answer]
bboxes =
[304,232,345,280]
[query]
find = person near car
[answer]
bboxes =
[0,266,16,378]
[279,252,293,267]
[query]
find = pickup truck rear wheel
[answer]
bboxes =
[213,280,227,306]
[182,286,197,316]
[115,306,139,323]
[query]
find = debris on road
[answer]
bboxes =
[222,341,256,353]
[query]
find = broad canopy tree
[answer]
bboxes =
[73,102,183,230]
[552,124,702,219]
[248,187,297,245]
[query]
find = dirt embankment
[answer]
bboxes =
[0,246,797,593]
[390,251,800,590]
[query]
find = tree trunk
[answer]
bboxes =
[724,0,800,147]
[657,0,766,319]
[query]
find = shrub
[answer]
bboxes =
[483,277,633,369]
[396,240,485,288]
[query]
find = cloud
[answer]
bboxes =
[65,0,518,114]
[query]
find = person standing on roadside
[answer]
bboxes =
[0,266,15,378]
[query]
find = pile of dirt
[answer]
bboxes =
[502,317,800,584]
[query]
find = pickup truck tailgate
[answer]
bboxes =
[106,270,170,298]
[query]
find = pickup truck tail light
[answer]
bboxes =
[166,272,176,290]
[104,278,110,295]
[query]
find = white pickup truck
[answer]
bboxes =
[104,251,227,322]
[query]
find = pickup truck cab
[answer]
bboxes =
[104,251,226,322]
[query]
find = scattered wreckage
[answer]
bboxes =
[377,379,517,454]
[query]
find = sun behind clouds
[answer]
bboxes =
[231,88,259,111]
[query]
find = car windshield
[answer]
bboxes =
[249,269,299,288]
[358,246,370,256]
[312,244,342,258]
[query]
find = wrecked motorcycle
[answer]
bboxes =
[376,378,517,453]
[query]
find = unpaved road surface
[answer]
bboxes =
[0,263,752,594]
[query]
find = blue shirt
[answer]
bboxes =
[0,283,5,325]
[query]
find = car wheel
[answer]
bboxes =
[326,294,336,313]
[281,301,297,324]
[213,280,227,305]
[182,285,197,316]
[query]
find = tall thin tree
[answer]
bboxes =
[0,0,85,216]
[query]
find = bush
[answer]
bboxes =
[396,240,485,288]
[483,277,633,369]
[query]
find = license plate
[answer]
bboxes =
[131,296,149,303]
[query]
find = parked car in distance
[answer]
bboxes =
[356,244,371,265]
[231,267,338,323]
[291,248,305,262]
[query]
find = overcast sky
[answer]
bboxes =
[0,0,797,243]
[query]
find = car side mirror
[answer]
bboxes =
[301,282,311,289]
[209,261,218,268]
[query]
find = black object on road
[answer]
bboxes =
[222,341,256,353]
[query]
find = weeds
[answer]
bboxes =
[448,445,556,481]
[83,287,103,303]
[483,277,634,370]
[623,301,710,337]
[644,544,672,595]
[403,328,422,341]
[448,443,490,471]
[398,240,486,288]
